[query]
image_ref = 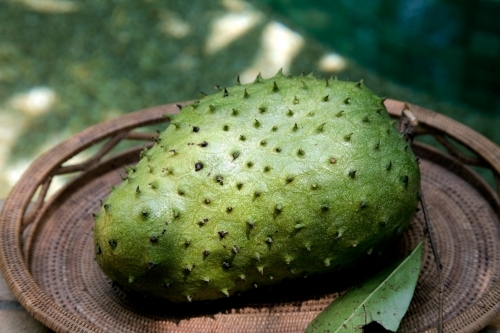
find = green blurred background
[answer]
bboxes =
[1,0,499,199]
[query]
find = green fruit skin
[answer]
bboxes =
[93,71,420,303]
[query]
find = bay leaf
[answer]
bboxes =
[305,240,423,333]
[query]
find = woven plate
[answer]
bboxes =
[1,100,500,333]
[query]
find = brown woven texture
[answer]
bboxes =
[1,100,500,333]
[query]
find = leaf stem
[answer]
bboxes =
[401,105,444,333]
[420,188,444,333]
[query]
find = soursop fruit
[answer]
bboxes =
[93,71,420,303]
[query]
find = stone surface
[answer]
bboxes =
[0,309,52,333]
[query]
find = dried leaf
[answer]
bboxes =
[305,241,423,333]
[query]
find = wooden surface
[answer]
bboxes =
[1,196,500,333]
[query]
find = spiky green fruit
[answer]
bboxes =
[93,71,420,302]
